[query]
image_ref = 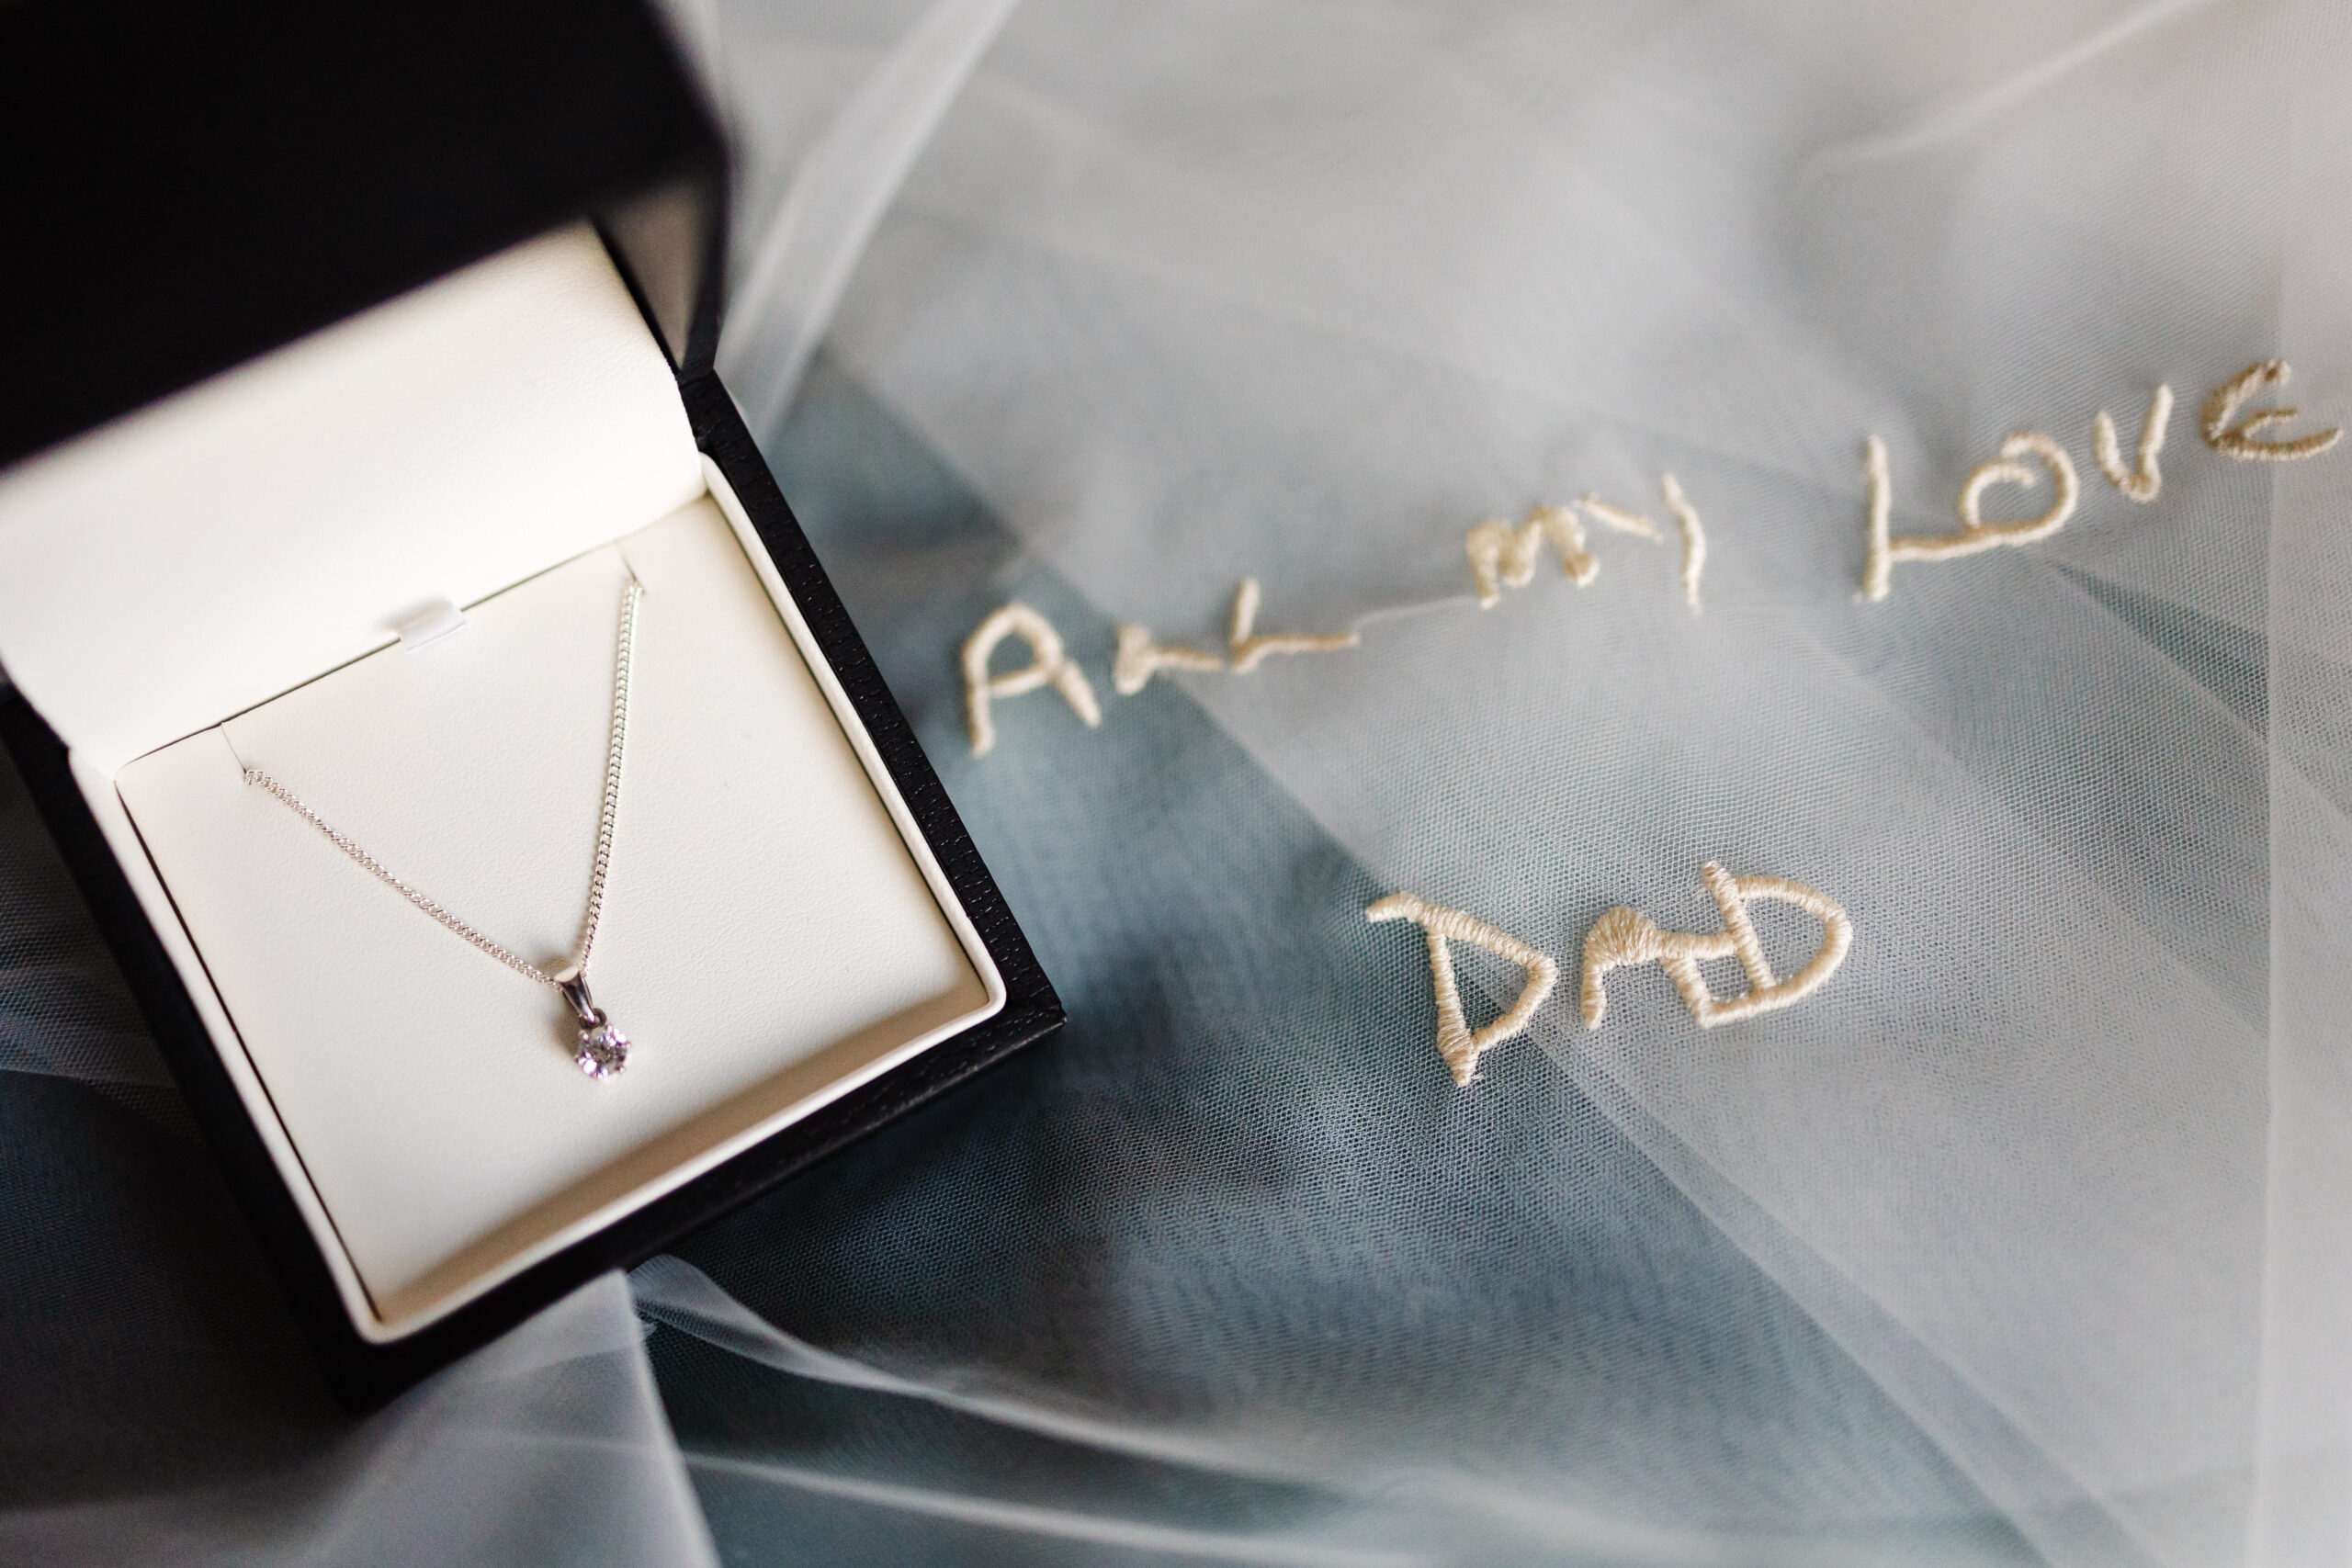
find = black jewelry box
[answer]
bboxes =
[0,0,1059,1405]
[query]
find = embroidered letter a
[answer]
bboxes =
[962,603,1101,757]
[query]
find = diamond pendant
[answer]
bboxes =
[574,1018,629,1078]
[556,970,628,1079]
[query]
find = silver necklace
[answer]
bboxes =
[243,581,642,1079]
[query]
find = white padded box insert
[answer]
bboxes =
[119,503,989,1325]
[0,225,1002,1335]
[0,226,706,774]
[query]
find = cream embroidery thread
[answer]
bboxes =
[2200,360,2343,461]
[1365,892,1558,1085]
[1957,430,2077,543]
[1661,472,1705,610]
[966,365,2342,756]
[1861,435,1896,602]
[1861,430,2077,601]
[1113,624,1224,694]
[1466,505,1597,608]
[1577,493,1662,540]
[1578,863,1851,1030]
[961,602,1102,757]
[2092,384,2172,502]
[1227,578,1359,672]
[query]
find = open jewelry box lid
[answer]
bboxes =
[0,0,1061,1404]
[0,0,724,471]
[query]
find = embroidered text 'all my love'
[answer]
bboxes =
[959,361,2343,755]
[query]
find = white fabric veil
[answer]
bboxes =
[676,1,2352,1563]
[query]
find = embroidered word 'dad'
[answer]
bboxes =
[1367,863,1849,1086]
[1365,892,1557,1085]
[1579,864,1851,1031]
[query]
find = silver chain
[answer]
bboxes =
[243,580,641,993]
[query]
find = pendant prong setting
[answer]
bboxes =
[554,968,629,1079]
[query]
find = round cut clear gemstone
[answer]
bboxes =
[574,1023,629,1078]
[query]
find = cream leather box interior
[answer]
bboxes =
[0,227,1003,1336]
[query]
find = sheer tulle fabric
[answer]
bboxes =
[701,1,2352,1562]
